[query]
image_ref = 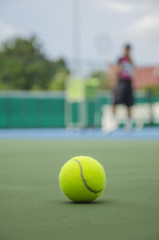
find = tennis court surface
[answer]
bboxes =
[0,129,159,240]
[0,127,159,139]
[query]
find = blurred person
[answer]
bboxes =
[105,44,135,132]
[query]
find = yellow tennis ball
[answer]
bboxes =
[59,156,106,202]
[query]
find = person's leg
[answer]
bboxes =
[125,106,133,130]
[104,80,121,132]
[112,104,117,115]
[127,106,132,118]
[112,104,118,123]
[124,80,134,130]
[102,103,118,133]
[110,103,118,130]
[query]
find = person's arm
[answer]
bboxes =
[114,62,121,76]
[108,63,120,90]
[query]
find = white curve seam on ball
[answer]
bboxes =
[73,159,103,194]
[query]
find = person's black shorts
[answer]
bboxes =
[113,78,134,107]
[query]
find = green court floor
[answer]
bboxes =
[0,140,159,240]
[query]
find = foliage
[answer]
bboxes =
[0,36,70,90]
[48,68,70,91]
[90,70,109,90]
[142,85,159,96]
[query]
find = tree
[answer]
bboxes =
[48,68,69,91]
[90,70,109,90]
[0,35,70,90]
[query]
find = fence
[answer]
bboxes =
[0,91,159,128]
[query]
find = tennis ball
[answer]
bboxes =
[59,156,106,202]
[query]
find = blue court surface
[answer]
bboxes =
[0,127,159,140]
